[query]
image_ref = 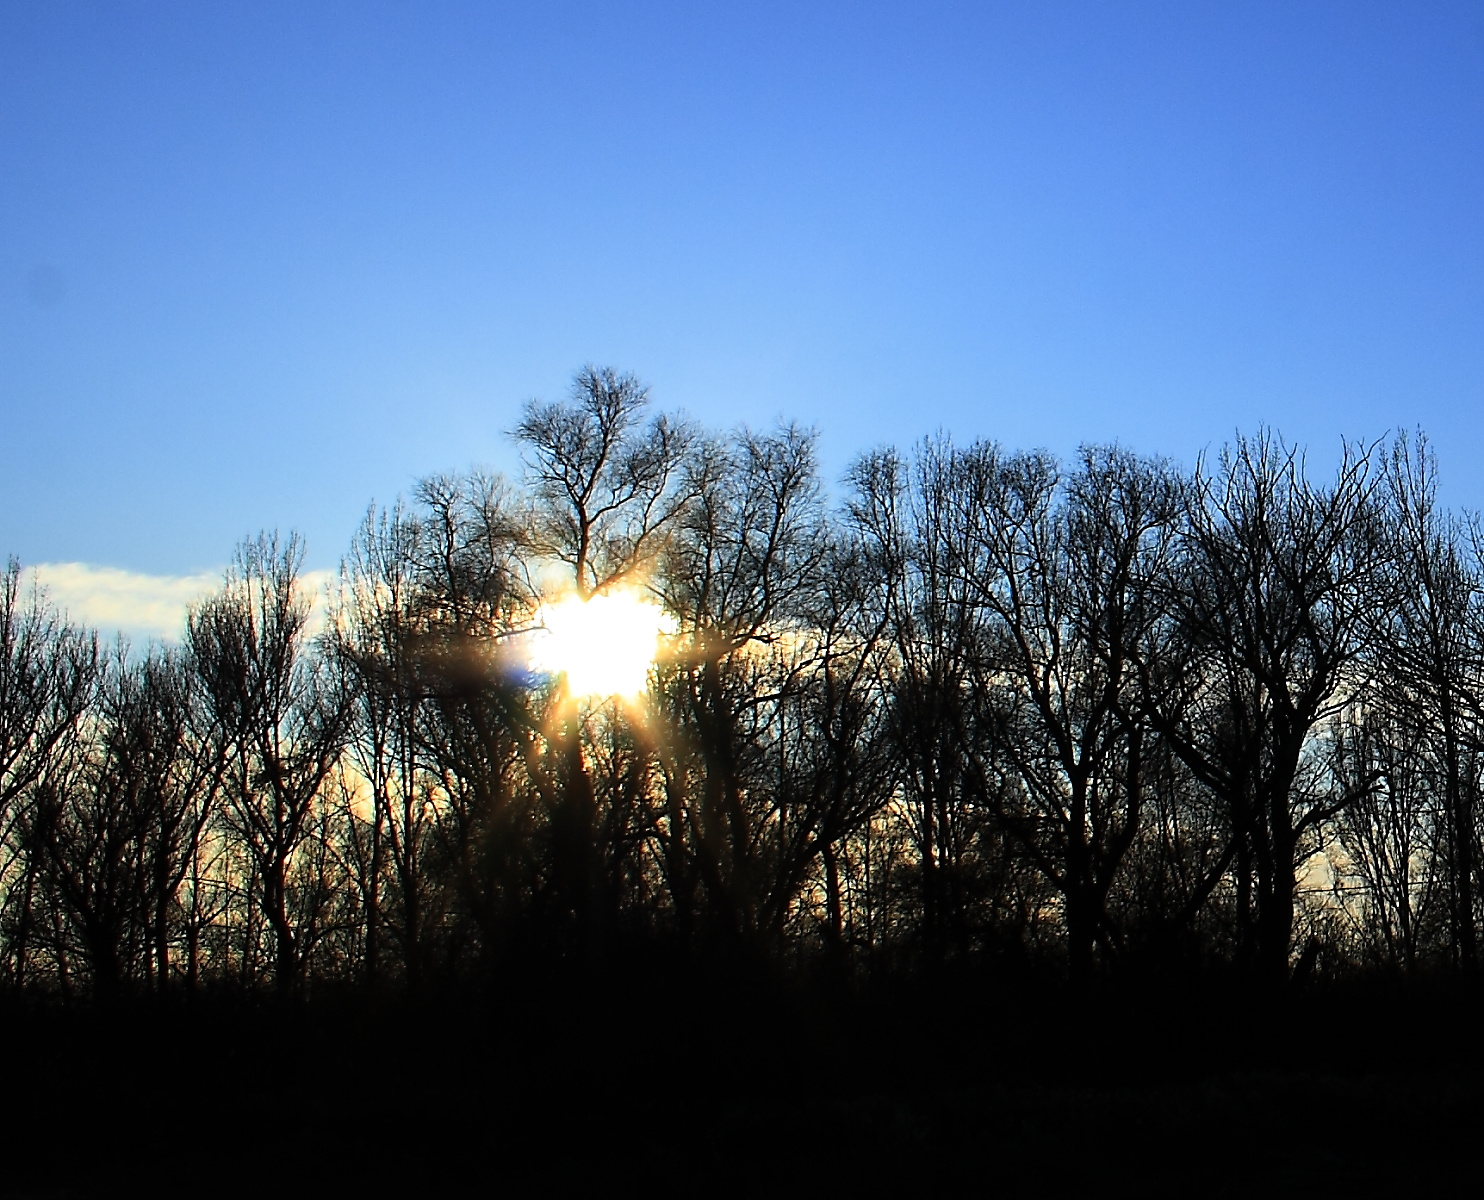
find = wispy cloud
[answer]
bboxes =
[27,563,336,644]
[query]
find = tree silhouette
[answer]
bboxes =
[4,373,1483,1000]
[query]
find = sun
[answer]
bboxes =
[526,589,677,699]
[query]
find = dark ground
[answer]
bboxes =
[1,966,1478,1196]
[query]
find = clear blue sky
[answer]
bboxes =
[4,0,1483,577]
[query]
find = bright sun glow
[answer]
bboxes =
[527,589,677,699]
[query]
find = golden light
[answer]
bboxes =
[527,589,677,700]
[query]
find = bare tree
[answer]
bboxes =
[517,365,695,597]
[0,562,100,987]
[336,500,437,986]
[489,368,698,956]
[947,443,1183,981]
[1371,432,1484,974]
[848,440,1016,963]
[188,534,349,993]
[1329,709,1446,973]
[28,647,219,994]
[653,424,882,956]
[409,471,556,971]
[1146,433,1390,981]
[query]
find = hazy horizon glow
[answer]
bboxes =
[25,562,335,645]
[4,2,1482,576]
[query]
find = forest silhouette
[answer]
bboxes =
[4,366,1484,1192]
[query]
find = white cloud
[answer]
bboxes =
[27,563,336,644]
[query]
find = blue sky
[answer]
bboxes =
[4,1,1483,619]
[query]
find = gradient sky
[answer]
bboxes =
[4,1,1483,599]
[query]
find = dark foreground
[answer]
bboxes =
[1,966,1478,1197]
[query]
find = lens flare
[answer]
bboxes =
[527,589,676,699]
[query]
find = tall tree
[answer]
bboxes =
[1148,433,1390,981]
[31,648,219,993]
[0,562,100,987]
[189,534,349,993]
[848,440,1039,963]
[655,423,875,954]
[1372,433,1483,974]
[951,443,1182,980]
[507,367,695,954]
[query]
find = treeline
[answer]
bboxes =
[3,366,1481,998]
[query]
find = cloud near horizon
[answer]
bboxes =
[28,563,335,644]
